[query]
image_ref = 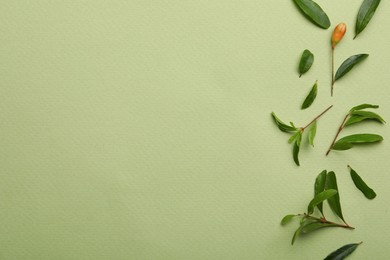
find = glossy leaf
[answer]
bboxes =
[307,189,337,214]
[292,0,331,29]
[335,54,369,81]
[308,120,317,147]
[324,242,362,260]
[301,81,318,109]
[300,222,339,234]
[332,133,383,150]
[314,170,327,214]
[325,172,345,222]
[281,214,296,225]
[349,103,378,112]
[349,166,377,199]
[293,132,302,166]
[344,110,385,126]
[355,0,381,39]
[299,49,314,77]
[271,112,297,132]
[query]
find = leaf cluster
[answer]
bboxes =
[282,170,353,245]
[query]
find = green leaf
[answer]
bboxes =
[349,166,377,199]
[344,111,385,126]
[307,189,337,215]
[271,112,297,133]
[335,54,369,81]
[288,131,300,144]
[293,132,302,166]
[314,170,327,214]
[301,81,318,109]
[332,133,383,150]
[291,218,316,245]
[281,214,296,225]
[308,120,317,146]
[324,242,362,260]
[299,49,314,77]
[355,0,381,39]
[292,0,331,29]
[300,222,339,234]
[349,103,378,112]
[325,172,345,222]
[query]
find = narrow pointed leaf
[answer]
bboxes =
[332,133,383,150]
[301,81,318,109]
[355,0,381,39]
[291,218,316,245]
[307,189,337,214]
[344,111,385,126]
[293,133,302,166]
[335,54,369,81]
[314,170,327,214]
[292,0,331,29]
[350,103,378,112]
[324,242,362,260]
[300,222,339,234]
[299,49,314,77]
[325,172,345,222]
[281,214,296,225]
[288,131,300,144]
[349,166,376,199]
[308,120,317,146]
[291,225,302,245]
[271,112,297,132]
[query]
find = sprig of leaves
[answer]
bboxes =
[326,104,385,155]
[271,105,332,166]
[281,170,354,245]
[292,0,331,29]
[324,242,363,260]
[355,0,381,39]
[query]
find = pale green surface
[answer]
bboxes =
[1,1,390,259]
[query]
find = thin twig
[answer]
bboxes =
[302,105,333,130]
[326,113,350,156]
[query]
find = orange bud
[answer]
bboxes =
[331,23,346,49]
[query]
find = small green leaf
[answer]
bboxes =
[349,166,377,199]
[291,218,316,245]
[288,131,300,144]
[344,110,385,126]
[335,54,369,81]
[325,172,345,222]
[292,0,331,29]
[324,242,362,260]
[355,0,381,39]
[332,133,383,150]
[308,120,317,146]
[299,49,314,77]
[349,103,378,112]
[281,214,296,225]
[307,189,337,215]
[301,81,318,109]
[300,222,339,234]
[271,112,297,133]
[314,170,327,214]
[293,132,302,166]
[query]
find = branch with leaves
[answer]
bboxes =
[281,170,353,245]
[326,104,385,155]
[271,105,332,166]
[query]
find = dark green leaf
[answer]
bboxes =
[271,112,297,133]
[281,214,296,225]
[300,222,339,234]
[292,0,331,29]
[332,133,383,150]
[325,172,345,222]
[299,49,314,77]
[349,166,376,199]
[293,132,302,166]
[355,0,381,39]
[307,189,337,214]
[349,103,378,112]
[308,120,317,147]
[301,81,318,109]
[314,170,327,214]
[344,111,385,126]
[324,242,362,260]
[335,54,369,81]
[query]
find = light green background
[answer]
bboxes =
[1,1,389,259]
